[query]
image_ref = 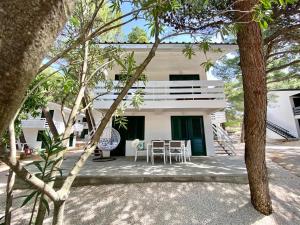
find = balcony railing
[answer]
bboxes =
[293,106,300,116]
[21,118,49,129]
[94,80,226,110]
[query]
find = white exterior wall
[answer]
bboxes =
[22,102,77,150]
[94,43,236,156]
[267,90,300,139]
[118,110,214,157]
[105,44,235,81]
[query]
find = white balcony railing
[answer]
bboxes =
[94,80,226,110]
[21,118,49,129]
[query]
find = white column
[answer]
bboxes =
[203,113,215,156]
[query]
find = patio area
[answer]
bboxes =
[15,150,248,188]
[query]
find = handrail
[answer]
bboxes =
[95,80,225,102]
[212,124,236,156]
[266,120,296,139]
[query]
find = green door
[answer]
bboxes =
[112,116,145,156]
[171,116,206,156]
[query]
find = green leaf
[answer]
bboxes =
[33,161,44,173]
[182,44,195,60]
[70,16,80,27]
[21,191,37,207]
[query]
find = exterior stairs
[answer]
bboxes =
[212,124,236,156]
[266,120,296,139]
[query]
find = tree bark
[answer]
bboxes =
[0,0,74,137]
[82,94,96,132]
[52,201,66,225]
[234,0,272,215]
[42,107,59,138]
[5,170,15,225]
[5,120,17,225]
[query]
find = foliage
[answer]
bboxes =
[127,27,149,43]
[21,131,64,223]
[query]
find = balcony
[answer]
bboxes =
[94,80,226,110]
[21,118,49,129]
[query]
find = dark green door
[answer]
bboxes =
[112,116,145,156]
[171,116,206,156]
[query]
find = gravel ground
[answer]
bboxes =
[0,144,299,225]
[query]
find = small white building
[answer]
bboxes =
[267,89,300,140]
[21,102,77,150]
[93,43,235,157]
[21,102,105,150]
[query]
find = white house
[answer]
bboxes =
[21,101,106,151]
[267,89,300,140]
[21,102,77,150]
[93,43,235,157]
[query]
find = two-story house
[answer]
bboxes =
[93,42,235,157]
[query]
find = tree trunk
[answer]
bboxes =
[42,107,59,138]
[0,0,74,137]
[52,201,66,225]
[5,170,15,225]
[82,94,96,132]
[234,0,272,215]
[35,35,90,225]
[5,120,17,225]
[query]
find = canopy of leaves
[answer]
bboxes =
[127,27,149,43]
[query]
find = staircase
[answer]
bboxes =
[266,120,296,139]
[212,124,236,156]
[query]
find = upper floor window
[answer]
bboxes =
[169,74,200,81]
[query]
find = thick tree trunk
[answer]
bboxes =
[42,107,59,138]
[5,120,17,225]
[234,0,272,215]
[0,0,74,137]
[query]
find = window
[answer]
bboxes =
[169,74,200,99]
[36,130,46,149]
[169,74,200,81]
[82,117,87,122]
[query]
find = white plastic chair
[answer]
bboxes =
[182,140,191,162]
[168,141,184,164]
[151,141,166,165]
[132,139,146,162]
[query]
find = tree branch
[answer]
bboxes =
[267,73,300,84]
[0,156,59,202]
[266,59,300,74]
[59,18,161,194]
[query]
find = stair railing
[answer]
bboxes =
[212,124,236,156]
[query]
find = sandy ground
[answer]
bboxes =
[0,143,299,225]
